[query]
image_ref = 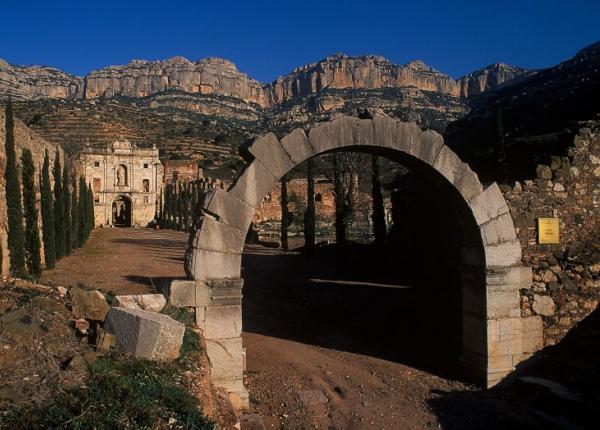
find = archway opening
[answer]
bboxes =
[242,146,485,381]
[112,195,132,227]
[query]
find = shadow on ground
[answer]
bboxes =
[242,242,464,381]
[429,306,599,429]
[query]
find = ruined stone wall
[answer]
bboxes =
[163,159,202,184]
[253,178,336,224]
[0,107,63,275]
[502,122,600,347]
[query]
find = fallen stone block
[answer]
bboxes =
[114,294,166,312]
[70,287,110,321]
[104,307,185,361]
[95,327,118,351]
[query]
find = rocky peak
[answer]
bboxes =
[457,62,531,99]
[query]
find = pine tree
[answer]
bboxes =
[4,100,25,277]
[21,149,42,277]
[371,155,386,247]
[62,164,72,255]
[280,175,289,251]
[304,158,316,252]
[78,177,86,247]
[40,150,56,269]
[71,177,79,250]
[53,151,64,259]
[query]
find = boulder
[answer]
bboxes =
[113,294,166,313]
[532,295,555,316]
[104,307,185,361]
[70,287,110,321]
[536,164,552,180]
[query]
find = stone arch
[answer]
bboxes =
[182,115,533,407]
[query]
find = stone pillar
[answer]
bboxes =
[170,278,248,409]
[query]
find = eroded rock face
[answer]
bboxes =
[457,63,532,98]
[0,54,525,106]
[0,59,83,100]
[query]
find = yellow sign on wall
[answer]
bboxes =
[538,218,560,244]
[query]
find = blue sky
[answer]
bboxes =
[0,0,598,81]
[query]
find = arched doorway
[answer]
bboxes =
[112,195,132,227]
[181,115,534,407]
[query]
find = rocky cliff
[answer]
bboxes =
[457,63,532,99]
[0,53,523,106]
[0,60,82,101]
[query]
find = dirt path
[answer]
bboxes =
[40,229,561,429]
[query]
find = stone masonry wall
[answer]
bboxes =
[502,122,600,347]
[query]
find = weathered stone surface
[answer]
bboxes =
[308,116,357,153]
[480,213,518,246]
[532,295,555,316]
[202,187,255,232]
[433,145,465,185]
[521,316,544,354]
[280,128,315,165]
[454,165,484,202]
[70,287,110,321]
[189,216,246,254]
[205,337,244,381]
[228,160,278,209]
[188,249,242,281]
[242,133,294,179]
[536,164,552,179]
[470,183,510,225]
[169,280,196,307]
[114,294,166,313]
[204,305,242,339]
[105,307,185,361]
[484,240,522,267]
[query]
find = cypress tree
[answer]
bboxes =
[71,177,79,250]
[21,149,41,278]
[4,100,25,277]
[280,176,289,251]
[40,150,56,269]
[78,177,86,246]
[177,182,184,231]
[62,164,72,255]
[371,155,386,247]
[87,183,94,238]
[53,151,64,259]
[304,158,316,253]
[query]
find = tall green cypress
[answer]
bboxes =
[78,177,86,246]
[53,151,64,259]
[62,164,72,255]
[71,177,79,250]
[40,150,56,269]
[87,183,94,239]
[21,149,41,278]
[4,100,25,277]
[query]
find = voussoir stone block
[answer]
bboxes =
[308,116,357,153]
[280,128,315,165]
[190,216,246,254]
[454,164,484,202]
[202,187,254,232]
[480,212,518,246]
[413,129,444,165]
[242,133,294,179]
[189,248,242,281]
[433,146,465,184]
[229,160,278,209]
[470,183,510,226]
[105,307,185,361]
